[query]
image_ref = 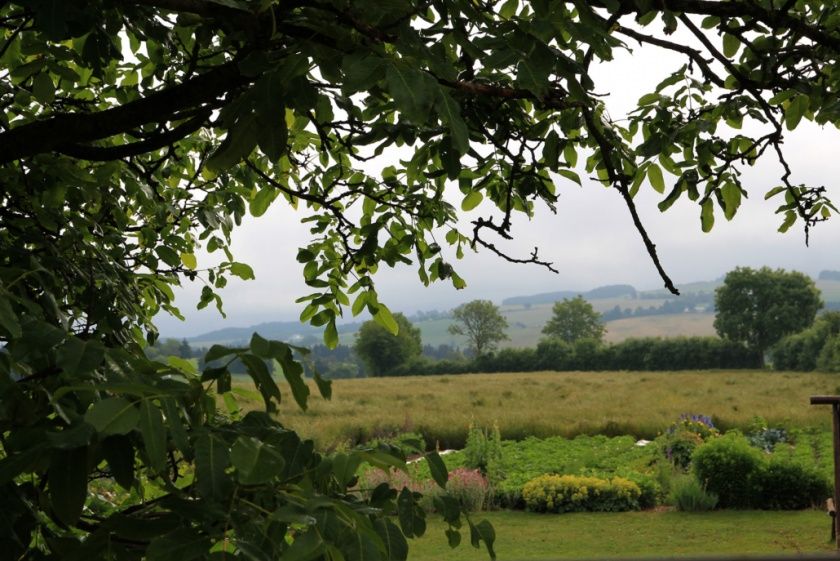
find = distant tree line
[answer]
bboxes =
[819,270,840,281]
[601,293,714,321]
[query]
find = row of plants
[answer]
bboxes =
[392,337,761,376]
[358,416,833,515]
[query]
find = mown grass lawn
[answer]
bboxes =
[408,510,834,561]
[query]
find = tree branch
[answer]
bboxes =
[0,62,249,164]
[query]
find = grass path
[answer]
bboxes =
[409,510,834,560]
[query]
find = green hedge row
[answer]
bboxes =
[394,336,760,376]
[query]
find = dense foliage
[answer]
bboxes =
[541,296,606,343]
[714,267,823,362]
[354,313,422,376]
[448,300,509,357]
[4,0,840,558]
[771,311,840,371]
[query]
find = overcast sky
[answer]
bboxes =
[156,28,840,339]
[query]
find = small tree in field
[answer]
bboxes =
[354,313,422,376]
[715,267,822,364]
[542,296,606,344]
[449,300,509,357]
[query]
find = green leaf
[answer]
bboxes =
[0,295,21,338]
[374,304,399,335]
[230,436,285,485]
[386,63,432,122]
[161,397,191,457]
[437,90,469,155]
[84,398,140,436]
[32,72,55,104]
[255,74,289,161]
[250,186,278,217]
[646,163,665,194]
[557,169,581,185]
[313,370,332,400]
[785,95,810,131]
[564,142,578,167]
[57,337,105,377]
[461,191,483,211]
[156,246,180,267]
[352,291,369,316]
[180,252,197,270]
[204,344,241,363]
[721,182,742,220]
[542,131,560,170]
[194,432,231,499]
[769,90,796,106]
[722,33,740,58]
[282,528,325,561]
[324,318,338,350]
[139,400,168,476]
[229,262,255,280]
[280,356,310,410]
[425,451,448,488]
[658,184,682,212]
[374,518,409,561]
[764,185,786,200]
[206,113,259,172]
[469,519,497,560]
[240,353,282,410]
[397,487,426,538]
[146,528,212,561]
[48,447,88,526]
[638,92,660,106]
[342,53,384,92]
[778,210,797,233]
[700,198,715,232]
[446,528,461,548]
[102,435,135,489]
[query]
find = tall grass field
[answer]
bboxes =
[230,370,839,449]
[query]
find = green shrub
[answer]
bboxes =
[692,433,764,508]
[621,472,660,510]
[668,475,718,511]
[464,422,503,476]
[659,415,719,470]
[522,474,641,513]
[753,459,830,510]
[772,311,840,371]
[817,334,840,372]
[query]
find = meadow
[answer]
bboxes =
[233,370,840,449]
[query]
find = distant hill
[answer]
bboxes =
[184,275,840,347]
[189,319,361,347]
[820,270,840,281]
[502,284,637,306]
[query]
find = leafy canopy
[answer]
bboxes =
[2,0,840,559]
[449,300,509,357]
[542,296,606,344]
[354,313,423,375]
[714,266,823,361]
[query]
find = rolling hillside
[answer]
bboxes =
[186,276,840,349]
